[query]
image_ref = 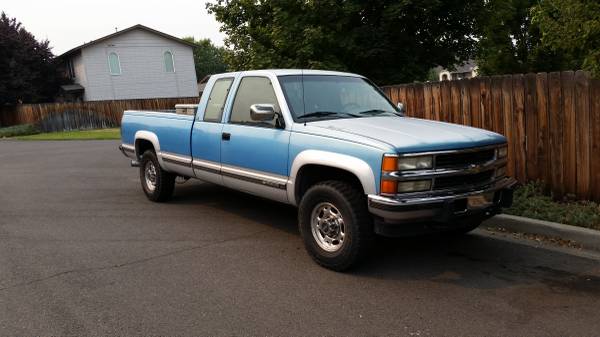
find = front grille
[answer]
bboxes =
[435,149,495,169]
[434,170,494,190]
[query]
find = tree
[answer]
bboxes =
[182,37,228,80]
[475,0,599,77]
[532,0,600,77]
[206,0,484,84]
[0,12,63,105]
[475,0,562,75]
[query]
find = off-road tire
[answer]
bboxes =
[298,180,374,271]
[139,150,175,202]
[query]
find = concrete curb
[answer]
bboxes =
[483,214,600,252]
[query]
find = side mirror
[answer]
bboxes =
[397,102,406,116]
[250,104,276,121]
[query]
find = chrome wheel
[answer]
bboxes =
[144,161,157,192]
[311,202,345,252]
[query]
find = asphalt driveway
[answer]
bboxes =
[1,140,599,336]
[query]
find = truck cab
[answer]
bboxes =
[120,69,516,270]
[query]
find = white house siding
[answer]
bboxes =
[80,29,198,101]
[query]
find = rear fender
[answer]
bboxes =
[134,131,165,168]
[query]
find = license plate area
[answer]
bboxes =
[467,192,494,209]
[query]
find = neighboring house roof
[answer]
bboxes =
[57,24,196,59]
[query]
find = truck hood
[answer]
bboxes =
[307,116,506,153]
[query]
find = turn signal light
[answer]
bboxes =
[380,180,397,195]
[382,155,398,171]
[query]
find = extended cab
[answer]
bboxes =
[119,69,516,270]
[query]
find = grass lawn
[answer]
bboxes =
[506,182,600,230]
[13,128,120,140]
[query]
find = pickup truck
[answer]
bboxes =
[119,69,516,271]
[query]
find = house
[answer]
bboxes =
[435,60,478,81]
[197,75,211,96]
[57,25,198,102]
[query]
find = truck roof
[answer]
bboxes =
[213,69,364,78]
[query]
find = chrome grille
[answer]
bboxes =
[435,149,495,169]
[434,170,495,190]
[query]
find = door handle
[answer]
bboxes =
[222,132,231,141]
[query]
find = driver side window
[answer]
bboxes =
[230,76,280,128]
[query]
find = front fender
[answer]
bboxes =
[287,150,377,205]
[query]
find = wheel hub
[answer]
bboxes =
[311,202,345,252]
[144,161,157,192]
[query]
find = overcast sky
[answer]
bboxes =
[3,0,226,55]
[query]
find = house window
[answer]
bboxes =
[108,52,121,75]
[164,51,175,73]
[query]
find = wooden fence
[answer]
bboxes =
[0,97,199,132]
[381,70,600,201]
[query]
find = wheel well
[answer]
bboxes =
[135,139,154,159]
[295,165,364,202]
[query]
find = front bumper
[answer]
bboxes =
[368,177,517,225]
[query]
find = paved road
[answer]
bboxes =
[1,140,599,337]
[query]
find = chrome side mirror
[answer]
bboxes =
[250,104,276,121]
[397,102,406,116]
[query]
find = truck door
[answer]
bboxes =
[220,76,291,203]
[191,77,234,185]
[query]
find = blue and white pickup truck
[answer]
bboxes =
[119,69,516,270]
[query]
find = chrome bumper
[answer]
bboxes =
[368,177,517,224]
[119,144,139,166]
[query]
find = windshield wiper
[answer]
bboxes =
[297,111,361,119]
[356,109,398,116]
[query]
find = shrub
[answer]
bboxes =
[506,181,600,230]
[0,124,40,138]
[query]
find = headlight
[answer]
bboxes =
[397,180,432,193]
[397,156,433,170]
[497,146,508,158]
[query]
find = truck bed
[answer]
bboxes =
[120,110,194,157]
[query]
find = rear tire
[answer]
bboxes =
[298,180,373,271]
[139,150,175,202]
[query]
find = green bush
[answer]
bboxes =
[0,124,40,138]
[506,181,600,230]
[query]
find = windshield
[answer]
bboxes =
[278,75,400,121]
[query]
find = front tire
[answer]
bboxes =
[139,150,175,202]
[298,181,373,271]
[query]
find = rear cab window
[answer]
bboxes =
[203,78,234,122]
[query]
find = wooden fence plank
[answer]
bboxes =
[460,80,471,125]
[591,78,600,201]
[423,84,433,120]
[431,83,441,120]
[491,76,504,134]
[562,71,577,196]
[440,81,451,122]
[548,72,565,197]
[575,71,591,199]
[512,74,527,183]
[450,81,462,124]
[469,79,481,128]
[525,73,538,181]
[414,83,425,118]
[480,78,492,130]
[535,73,551,190]
[501,76,515,178]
